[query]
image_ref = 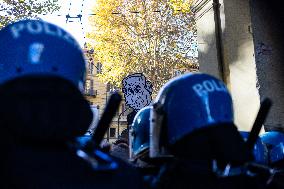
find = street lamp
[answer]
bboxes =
[117,107,130,139]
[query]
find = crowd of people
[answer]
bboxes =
[0,19,284,189]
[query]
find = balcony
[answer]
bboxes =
[112,115,127,122]
[84,89,97,97]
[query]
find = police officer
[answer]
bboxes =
[239,131,268,165]
[261,131,284,168]
[129,106,163,187]
[260,131,284,189]
[149,73,265,189]
[110,129,130,162]
[0,20,147,189]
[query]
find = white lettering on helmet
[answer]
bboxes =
[63,32,80,50]
[27,21,43,34]
[192,80,228,97]
[203,80,214,92]
[192,83,203,96]
[43,22,58,37]
[10,23,25,39]
[10,21,80,50]
[28,42,45,64]
[56,24,63,37]
[212,80,225,91]
[63,32,74,44]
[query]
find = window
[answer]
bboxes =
[88,58,94,75]
[90,79,94,90]
[106,83,119,93]
[106,83,111,92]
[84,79,90,93]
[84,79,97,97]
[97,63,102,74]
[109,128,116,138]
[121,103,126,116]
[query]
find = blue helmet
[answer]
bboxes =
[129,106,151,160]
[239,131,268,164]
[260,131,284,146]
[0,19,86,89]
[260,131,284,164]
[150,73,234,158]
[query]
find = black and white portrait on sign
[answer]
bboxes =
[122,73,153,111]
[122,73,153,126]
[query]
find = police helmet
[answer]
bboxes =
[129,106,151,160]
[0,19,86,89]
[239,131,268,164]
[150,73,234,158]
[260,131,284,164]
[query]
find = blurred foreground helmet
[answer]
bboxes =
[0,19,86,89]
[0,20,90,140]
[240,131,268,164]
[129,106,151,160]
[150,73,234,158]
[260,131,284,164]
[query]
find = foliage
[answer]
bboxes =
[87,0,198,94]
[0,0,60,29]
[169,0,193,13]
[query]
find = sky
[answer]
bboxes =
[40,0,96,47]
[39,0,197,57]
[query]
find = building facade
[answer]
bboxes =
[83,47,130,143]
[83,47,199,143]
[196,0,284,132]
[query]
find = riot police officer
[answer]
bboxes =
[149,73,266,189]
[239,131,268,165]
[129,106,163,187]
[0,20,147,189]
[260,131,284,189]
[261,131,284,168]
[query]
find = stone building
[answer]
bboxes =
[82,47,199,143]
[83,48,130,143]
[196,0,283,132]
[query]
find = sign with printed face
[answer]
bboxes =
[122,73,153,111]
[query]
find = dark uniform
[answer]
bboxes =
[152,126,266,189]
[0,20,148,189]
[110,138,130,162]
[0,77,148,189]
[149,73,267,189]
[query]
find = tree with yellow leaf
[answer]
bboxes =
[87,0,198,93]
[0,0,60,29]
